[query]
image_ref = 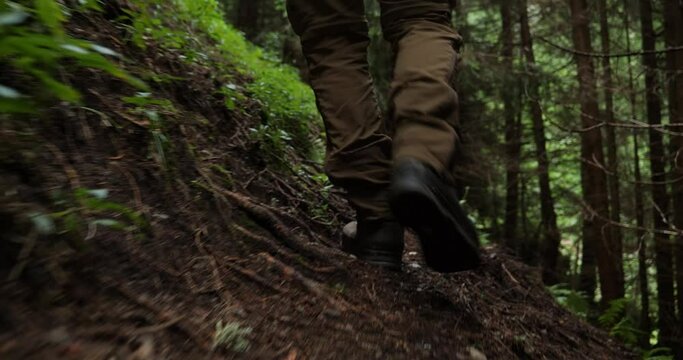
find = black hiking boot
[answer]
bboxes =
[342,220,404,271]
[389,159,481,273]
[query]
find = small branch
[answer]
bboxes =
[102,276,210,351]
[223,261,286,294]
[578,198,681,237]
[219,188,346,269]
[193,229,241,306]
[537,35,683,58]
[501,264,520,285]
[259,253,351,312]
[232,225,338,275]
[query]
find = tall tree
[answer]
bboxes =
[598,0,624,288]
[634,130,651,346]
[500,0,522,252]
[234,0,260,40]
[639,0,676,348]
[519,0,562,284]
[663,0,683,352]
[624,2,650,346]
[568,0,623,304]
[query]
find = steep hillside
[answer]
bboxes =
[1,1,633,359]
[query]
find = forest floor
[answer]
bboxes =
[0,2,634,359]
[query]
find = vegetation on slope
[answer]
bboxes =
[0,0,637,359]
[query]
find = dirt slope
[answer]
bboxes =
[1,4,633,359]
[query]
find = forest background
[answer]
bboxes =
[1,0,682,358]
[220,0,683,355]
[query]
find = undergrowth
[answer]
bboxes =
[548,285,674,360]
[1,0,326,284]
[124,0,323,162]
[0,0,145,113]
[1,0,323,163]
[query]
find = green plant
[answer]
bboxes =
[0,0,146,113]
[212,320,252,352]
[248,123,293,161]
[6,187,148,280]
[598,298,639,344]
[642,347,674,360]
[122,92,177,169]
[50,188,149,243]
[123,0,323,160]
[547,284,589,319]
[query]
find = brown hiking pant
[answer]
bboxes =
[287,0,461,220]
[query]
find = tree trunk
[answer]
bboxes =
[580,217,597,301]
[639,0,676,349]
[634,133,651,347]
[624,4,650,347]
[234,0,260,40]
[500,0,521,253]
[598,0,624,293]
[568,0,622,305]
[663,0,683,353]
[519,0,562,284]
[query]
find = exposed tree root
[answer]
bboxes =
[193,229,242,307]
[259,253,352,313]
[102,277,211,351]
[232,224,340,275]
[223,260,286,295]
[214,185,347,270]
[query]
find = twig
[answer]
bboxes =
[244,169,266,189]
[501,264,520,285]
[232,224,338,275]
[259,253,350,312]
[110,162,144,210]
[193,229,240,306]
[131,316,184,336]
[45,143,81,189]
[102,277,210,351]
[537,35,683,58]
[578,198,681,237]
[218,188,346,269]
[223,261,285,294]
[7,231,37,282]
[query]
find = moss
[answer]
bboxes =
[127,0,324,163]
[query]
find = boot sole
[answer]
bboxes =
[345,237,403,271]
[357,250,403,271]
[389,183,480,273]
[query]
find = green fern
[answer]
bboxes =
[0,0,146,113]
[548,284,589,318]
[642,347,674,360]
[598,298,647,348]
[598,298,629,328]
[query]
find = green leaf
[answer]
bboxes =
[0,84,22,98]
[29,212,56,235]
[63,212,83,234]
[90,218,126,230]
[34,0,65,36]
[86,188,109,199]
[60,44,89,54]
[0,98,34,113]
[0,9,29,26]
[78,0,103,11]
[90,44,120,57]
[26,67,81,102]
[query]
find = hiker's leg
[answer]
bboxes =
[380,1,479,273]
[287,0,393,220]
[379,0,462,173]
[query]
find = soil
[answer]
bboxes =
[0,3,634,359]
